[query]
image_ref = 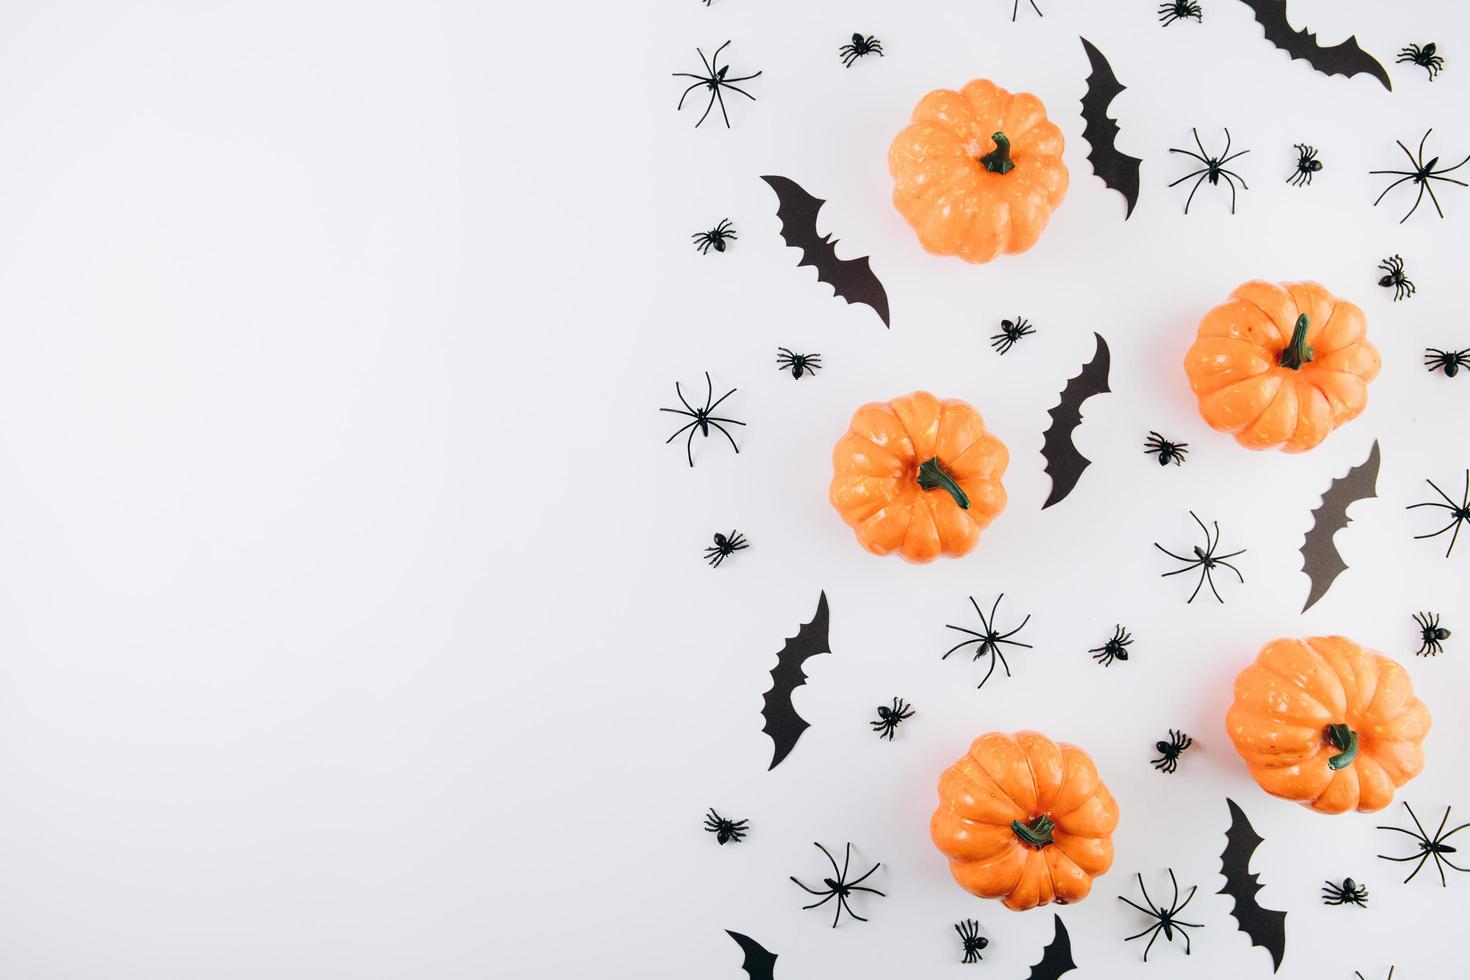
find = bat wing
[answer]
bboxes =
[1041,333,1111,509]
[1300,440,1381,612]
[761,175,890,327]
[1024,914,1077,980]
[1218,798,1287,973]
[760,591,832,770]
[1078,38,1141,218]
[1238,0,1391,90]
[725,930,777,980]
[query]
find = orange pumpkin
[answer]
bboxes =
[829,392,1007,563]
[1225,636,1431,814]
[889,79,1068,263]
[930,731,1119,911]
[1183,280,1381,452]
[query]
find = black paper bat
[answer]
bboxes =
[1041,333,1111,509]
[1218,798,1287,973]
[1078,38,1141,218]
[726,930,777,980]
[1025,914,1078,980]
[761,591,832,770]
[761,175,890,327]
[1300,440,1381,612]
[1238,0,1391,91]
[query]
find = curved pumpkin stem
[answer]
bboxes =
[1278,314,1315,370]
[1324,722,1359,770]
[980,132,1015,175]
[1011,814,1055,849]
[917,457,971,510]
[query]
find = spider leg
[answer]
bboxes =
[1154,543,1195,563]
[1192,127,1210,158]
[977,648,999,688]
[674,79,707,111]
[943,640,983,661]
[1205,566,1225,603]
[995,646,1012,677]
[1119,895,1155,917]
[1183,172,1209,214]
[1373,174,1418,206]
[790,876,831,896]
[1446,518,1464,557]
[1168,166,1209,187]
[1214,558,1246,583]
[706,421,741,454]
[663,419,699,444]
[692,90,718,128]
[1433,152,1470,176]
[847,864,882,888]
[1423,179,1447,219]
[1219,148,1250,166]
[713,87,731,128]
[996,613,1031,639]
[1174,883,1198,914]
[988,594,1004,632]
[813,841,841,878]
[1400,181,1429,222]
[840,841,853,881]
[685,426,698,467]
[1221,171,1239,214]
[1181,925,1193,955]
[840,895,869,924]
[1142,923,1163,962]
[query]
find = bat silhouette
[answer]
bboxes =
[726,930,777,980]
[1238,0,1391,91]
[1041,333,1112,509]
[1025,914,1078,980]
[761,175,890,327]
[761,591,832,770]
[1300,440,1380,612]
[1078,38,1141,218]
[1218,798,1287,973]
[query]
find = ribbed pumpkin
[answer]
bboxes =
[1183,280,1381,452]
[1225,636,1431,814]
[829,392,1007,563]
[931,731,1119,910]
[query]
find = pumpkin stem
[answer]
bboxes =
[979,132,1015,175]
[917,457,971,510]
[1324,723,1359,771]
[1011,814,1055,849]
[1277,314,1315,370]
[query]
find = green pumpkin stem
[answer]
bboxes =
[916,457,970,510]
[1278,314,1315,370]
[979,132,1015,175]
[1011,814,1055,849]
[1324,723,1359,771]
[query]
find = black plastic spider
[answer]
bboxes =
[776,348,821,379]
[955,919,989,964]
[791,841,885,927]
[1370,129,1469,223]
[1090,625,1132,667]
[1413,611,1451,656]
[1009,0,1042,21]
[1151,730,1192,773]
[1377,802,1469,886]
[1398,42,1445,80]
[1154,511,1246,603]
[704,808,748,844]
[672,41,762,129]
[990,316,1034,355]
[1426,347,1470,377]
[1119,869,1202,961]
[1158,0,1203,26]
[1288,143,1323,186]
[943,594,1033,689]
[693,218,736,254]
[660,372,744,467]
[1144,432,1189,466]
[839,33,883,67]
[704,530,748,567]
[1169,128,1250,214]
[1323,877,1369,907]
[1408,470,1470,557]
[870,697,913,740]
[1378,255,1415,301]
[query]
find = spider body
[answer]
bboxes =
[704,808,748,844]
[1090,625,1132,666]
[1158,0,1203,26]
[692,218,736,254]
[776,348,821,379]
[1169,128,1250,214]
[955,919,988,964]
[990,316,1035,355]
[870,697,913,740]
[1377,801,1469,886]
[704,530,748,567]
[1288,144,1323,186]
[1144,432,1188,466]
[943,594,1033,689]
[1408,470,1470,557]
[1154,511,1246,603]
[1322,877,1369,907]
[660,372,745,467]
[1119,869,1202,961]
[790,841,885,927]
[1371,129,1469,222]
[1398,42,1445,80]
[1377,255,1415,301]
[672,41,762,129]
[1426,347,1470,377]
[1151,729,1192,773]
[838,33,883,67]
[1414,611,1451,656]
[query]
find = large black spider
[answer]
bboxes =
[1413,611,1451,657]
[704,808,748,844]
[693,218,736,254]
[991,316,1034,355]
[1322,877,1369,907]
[1377,802,1469,886]
[1370,129,1468,223]
[1144,432,1189,466]
[1408,470,1470,557]
[955,919,989,964]
[704,530,748,568]
[660,372,744,467]
[1158,0,1203,26]
[1288,143,1323,186]
[1151,729,1192,773]
[942,594,1033,689]
[1378,255,1416,301]
[870,697,913,740]
[1169,128,1250,214]
[1090,625,1132,667]
[839,33,883,67]
[1398,42,1445,81]
[776,347,821,379]
[790,841,885,927]
[1009,0,1042,21]
[672,41,762,129]
[1154,511,1246,603]
[1119,869,1202,961]
[1426,347,1470,377]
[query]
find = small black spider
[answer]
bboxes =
[1151,729,1193,774]
[1322,877,1369,907]
[943,594,1033,689]
[1169,128,1250,214]
[1371,129,1469,223]
[839,33,883,67]
[1119,869,1202,961]
[1408,470,1470,557]
[955,919,989,964]
[660,372,745,467]
[704,808,748,844]
[776,347,822,379]
[1377,801,1469,886]
[672,41,762,129]
[1413,611,1451,656]
[1154,511,1247,603]
[1288,143,1323,186]
[1398,41,1445,80]
[693,218,736,254]
[1090,625,1132,667]
[1377,254,1416,301]
[1158,0,1203,26]
[1009,0,1042,21]
[1426,347,1470,377]
[704,530,748,567]
[1144,432,1189,466]
[990,316,1035,355]
[791,841,885,927]
[870,697,914,740]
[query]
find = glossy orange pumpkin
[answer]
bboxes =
[1225,636,1431,814]
[889,79,1068,263]
[829,392,1007,563]
[1183,280,1381,452]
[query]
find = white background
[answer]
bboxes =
[0,1,1467,978]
